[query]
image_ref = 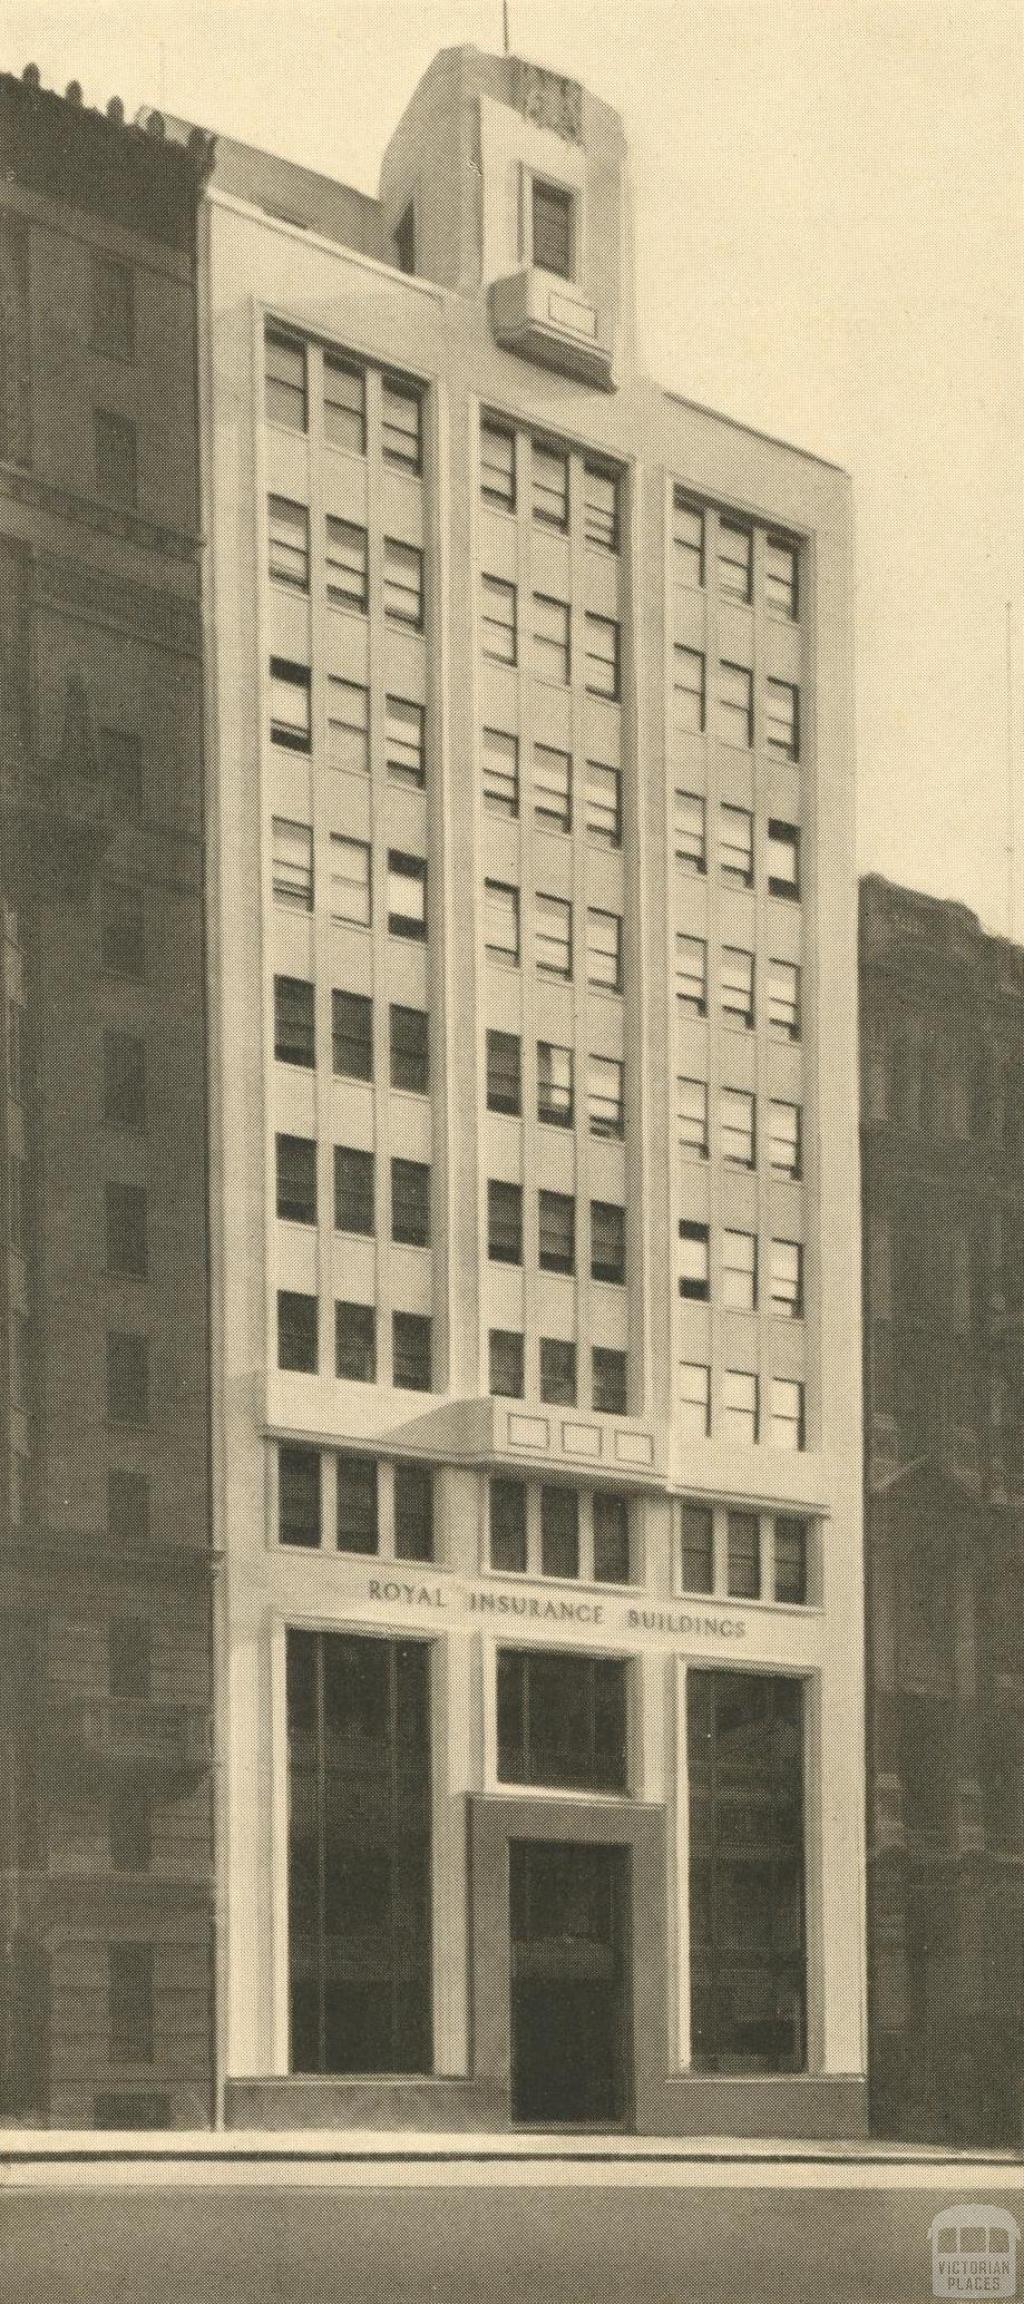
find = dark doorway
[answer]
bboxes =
[509,1839,631,2127]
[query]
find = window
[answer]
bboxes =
[768,959,801,1041]
[770,1239,803,1318]
[323,354,365,452]
[584,613,620,700]
[101,728,143,819]
[721,946,754,1029]
[539,1190,575,1275]
[594,1493,630,1583]
[395,202,416,275]
[718,518,752,603]
[718,661,753,747]
[676,934,707,1016]
[335,1301,376,1382]
[674,791,706,874]
[674,646,706,732]
[107,1331,148,1425]
[381,376,422,473]
[490,1477,527,1571]
[537,1041,573,1127]
[775,1516,807,1603]
[91,253,134,359]
[390,1005,429,1092]
[273,818,313,912]
[682,1502,714,1593]
[768,820,800,900]
[393,1312,432,1391]
[588,1054,624,1139]
[534,744,571,833]
[324,518,368,612]
[483,729,519,817]
[766,535,799,620]
[482,576,517,664]
[723,1369,758,1445]
[380,694,426,788]
[536,893,572,980]
[673,496,704,588]
[270,659,311,751]
[383,538,424,629]
[387,852,427,940]
[541,1486,579,1579]
[726,1510,760,1599]
[105,1183,147,1279]
[531,179,574,278]
[680,1361,711,1436]
[766,678,800,760]
[329,834,371,926]
[688,1670,806,2074]
[101,883,145,979]
[392,1158,430,1247]
[334,1147,374,1235]
[265,328,306,430]
[723,1229,758,1312]
[490,1330,525,1400]
[541,1338,577,1406]
[108,1944,153,2066]
[279,1292,318,1374]
[328,678,369,773]
[593,1346,626,1415]
[395,1464,434,1562]
[337,1457,379,1554]
[586,908,622,994]
[591,1200,625,1286]
[584,464,619,552]
[679,1220,710,1301]
[279,1444,321,1549]
[720,804,754,887]
[770,1377,805,1452]
[481,420,516,509]
[678,1076,709,1158]
[497,1650,627,1794]
[768,1100,802,1178]
[722,1088,756,1169]
[332,989,372,1080]
[585,760,621,847]
[531,441,569,530]
[488,1180,523,1265]
[94,409,137,509]
[277,977,316,1069]
[487,1029,522,1115]
[533,594,571,685]
[268,495,310,590]
[276,1134,317,1225]
[103,1032,146,1130]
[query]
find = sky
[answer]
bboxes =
[6,0,1022,931]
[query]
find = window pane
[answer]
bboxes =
[722,947,754,1028]
[335,1147,374,1235]
[591,1200,625,1285]
[720,804,753,886]
[490,1478,527,1572]
[588,1055,624,1139]
[390,1005,429,1092]
[678,1077,708,1158]
[541,1338,577,1405]
[586,908,622,992]
[481,420,516,509]
[766,679,800,760]
[531,441,569,530]
[327,678,369,773]
[682,1503,714,1593]
[539,1190,575,1274]
[279,1444,320,1548]
[270,659,311,750]
[535,893,572,978]
[393,1312,432,1391]
[679,1220,710,1301]
[325,518,368,611]
[718,661,753,747]
[680,1363,710,1436]
[488,1180,523,1264]
[483,728,519,816]
[770,1239,803,1317]
[775,1517,808,1603]
[335,1301,376,1382]
[323,355,365,452]
[482,576,517,663]
[265,329,306,430]
[723,1229,757,1311]
[673,496,704,587]
[768,820,800,899]
[532,180,574,277]
[278,1292,318,1373]
[382,376,422,472]
[723,1370,759,1444]
[277,977,316,1068]
[674,791,706,874]
[485,879,519,963]
[277,1134,317,1225]
[687,1671,806,2073]
[584,464,619,552]
[769,1101,802,1177]
[593,1493,630,1584]
[487,1029,522,1115]
[726,1510,760,1597]
[534,743,571,832]
[676,933,707,1014]
[395,1465,434,1562]
[722,1089,756,1168]
[541,1486,579,1579]
[387,851,427,939]
[332,990,372,1080]
[269,495,310,590]
[584,614,620,700]
[765,535,799,620]
[718,519,752,602]
[532,594,571,683]
[337,1457,379,1554]
[490,1330,524,1400]
[391,1158,430,1247]
[272,818,313,911]
[585,760,621,846]
[593,1347,626,1415]
[385,696,425,787]
[770,1378,805,1451]
[383,538,423,629]
[329,835,371,926]
[537,1041,573,1127]
[768,960,801,1041]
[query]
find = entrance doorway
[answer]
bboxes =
[509,1840,631,2127]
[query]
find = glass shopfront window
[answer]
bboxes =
[687,1670,805,2073]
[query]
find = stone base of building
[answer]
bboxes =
[224,2074,868,2140]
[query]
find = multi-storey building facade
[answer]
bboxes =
[0,68,215,2127]
[861,875,1024,2148]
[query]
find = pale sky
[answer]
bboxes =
[7,0,1022,932]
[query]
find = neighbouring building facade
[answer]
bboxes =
[861,875,1024,2148]
[0,69,215,2127]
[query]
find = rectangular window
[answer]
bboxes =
[541,1486,579,1579]
[770,1239,803,1318]
[488,1179,523,1265]
[385,695,426,788]
[775,1516,808,1603]
[718,661,753,748]
[584,613,620,701]
[481,419,516,509]
[688,1670,806,2074]
[325,518,370,611]
[483,729,519,817]
[726,1509,760,1597]
[722,1088,756,1170]
[539,1190,575,1275]
[768,1100,802,1179]
[770,1377,805,1452]
[681,1502,714,1593]
[537,1041,573,1127]
[680,1361,711,1437]
[270,658,311,751]
[673,646,706,732]
[490,1330,525,1400]
[768,959,801,1041]
[94,409,137,509]
[766,678,800,761]
[593,1346,627,1416]
[268,495,310,591]
[92,253,134,359]
[392,1158,430,1247]
[332,989,372,1080]
[277,976,316,1069]
[335,1301,376,1382]
[674,791,706,875]
[676,933,707,1016]
[765,535,799,620]
[108,1944,153,2065]
[593,1493,630,1584]
[276,1134,317,1225]
[273,818,314,912]
[394,1464,434,1562]
[531,179,574,278]
[720,803,754,887]
[323,354,365,452]
[390,1005,429,1092]
[533,594,571,685]
[498,1649,627,1794]
[103,1032,146,1130]
[768,820,800,900]
[588,1054,624,1140]
[393,1311,432,1391]
[482,576,517,664]
[265,328,307,431]
[535,893,572,980]
[678,1077,709,1158]
[531,440,569,530]
[279,1444,321,1549]
[584,464,619,553]
[387,851,427,940]
[337,1457,379,1554]
[101,883,145,980]
[107,1330,148,1425]
[329,834,371,926]
[718,518,752,603]
[586,908,623,994]
[673,496,705,588]
[381,375,422,473]
[327,678,370,774]
[585,760,621,847]
[723,1228,758,1312]
[541,1338,577,1406]
[490,1477,527,1571]
[723,1369,759,1445]
[105,1183,147,1278]
[279,1292,318,1374]
[383,538,424,629]
[591,1200,625,1286]
[534,743,572,833]
[334,1147,374,1236]
[679,1220,710,1301]
[487,1029,521,1115]
[721,946,755,1029]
